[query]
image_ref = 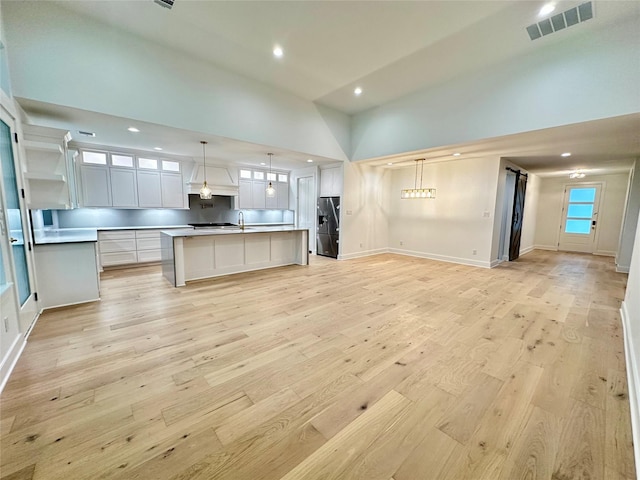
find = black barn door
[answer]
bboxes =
[509,172,528,261]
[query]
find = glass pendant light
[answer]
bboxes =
[199,140,212,199]
[266,152,276,198]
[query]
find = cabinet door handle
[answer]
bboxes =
[10,237,18,243]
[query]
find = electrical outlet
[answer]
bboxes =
[359,243,363,248]
[346,210,353,215]
[472,249,477,255]
[400,241,404,246]
[3,317,8,333]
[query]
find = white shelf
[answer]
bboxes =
[24,172,67,182]
[23,140,64,154]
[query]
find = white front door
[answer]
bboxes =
[297,176,315,253]
[558,183,601,253]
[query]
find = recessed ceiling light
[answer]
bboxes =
[453,153,461,157]
[306,159,314,163]
[539,3,555,16]
[273,46,283,58]
[260,162,266,166]
[387,162,394,166]
[561,152,571,157]
[354,87,363,96]
[154,147,163,151]
[128,127,140,133]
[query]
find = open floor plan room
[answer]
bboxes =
[0,251,634,480]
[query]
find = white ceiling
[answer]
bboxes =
[54,0,640,115]
[13,1,640,176]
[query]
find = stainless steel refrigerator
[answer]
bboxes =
[317,196,340,258]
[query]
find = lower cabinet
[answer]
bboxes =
[98,229,176,268]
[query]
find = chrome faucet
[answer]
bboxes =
[238,211,245,230]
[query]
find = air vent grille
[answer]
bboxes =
[526,1,594,41]
[154,0,174,9]
[78,130,96,137]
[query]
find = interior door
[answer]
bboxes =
[558,184,601,253]
[0,112,37,332]
[297,176,314,253]
[508,172,527,261]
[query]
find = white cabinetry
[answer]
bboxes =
[98,228,180,268]
[81,165,111,207]
[78,149,185,208]
[98,231,137,267]
[22,125,75,209]
[135,230,163,263]
[136,171,162,207]
[110,168,138,207]
[238,168,289,210]
[320,165,342,197]
[160,173,183,208]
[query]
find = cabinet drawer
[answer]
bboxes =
[99,238,137,253]
[136,237,161,251]
[135,229,163,239]
[137,249,162,263]
[98,230,135,241]
[101,251,138,266]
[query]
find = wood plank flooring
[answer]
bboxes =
[0,250,635,479]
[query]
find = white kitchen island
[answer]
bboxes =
[161,227,309,287]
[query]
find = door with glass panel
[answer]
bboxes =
[558,184,601,253]
[0,111,37,332]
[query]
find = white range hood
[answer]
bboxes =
[187,165,239,196]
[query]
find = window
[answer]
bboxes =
[82,151,107,165]
[138,158,158,170]
[162,160,180,172]
[564,187,596,235]
[278,173,288,183]
[111,154,134,168]
[267,172,277,181]
[254,171,264,180]
[240,169,252,179]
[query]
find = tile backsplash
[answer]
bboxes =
[44,195,293,228]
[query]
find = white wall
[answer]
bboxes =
[620,206,640,479]
[520,173,540,256]
[534,173,630,255]
[339,162,391,259]
[388,157,500,268]
[351,17,640,160]
[618,161,640,272]
[2,2,350,162]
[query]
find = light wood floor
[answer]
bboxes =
[0,251,635,479]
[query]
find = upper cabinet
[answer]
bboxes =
[77,149,186,209]
[21,125,76,209]
[319,165,343,197]
[238,168,289,210]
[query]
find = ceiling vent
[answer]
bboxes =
[154,0,174,9]
[78,130,96,137]
[526,1,593,40]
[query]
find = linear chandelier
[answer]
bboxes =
[401,158,436,199]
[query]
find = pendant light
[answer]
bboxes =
[199,141,212,199]
[401,158,436,199]
[266,152,276,198]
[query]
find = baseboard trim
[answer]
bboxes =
[388,248,491,268]
[520,246,535,256]
[41,297,101,312]
[533,244,558,251]
[338,248,389,260]
[617,265,631,273]
[620,301,640,480]
[593,251,616,257]
[0,334,27,395]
